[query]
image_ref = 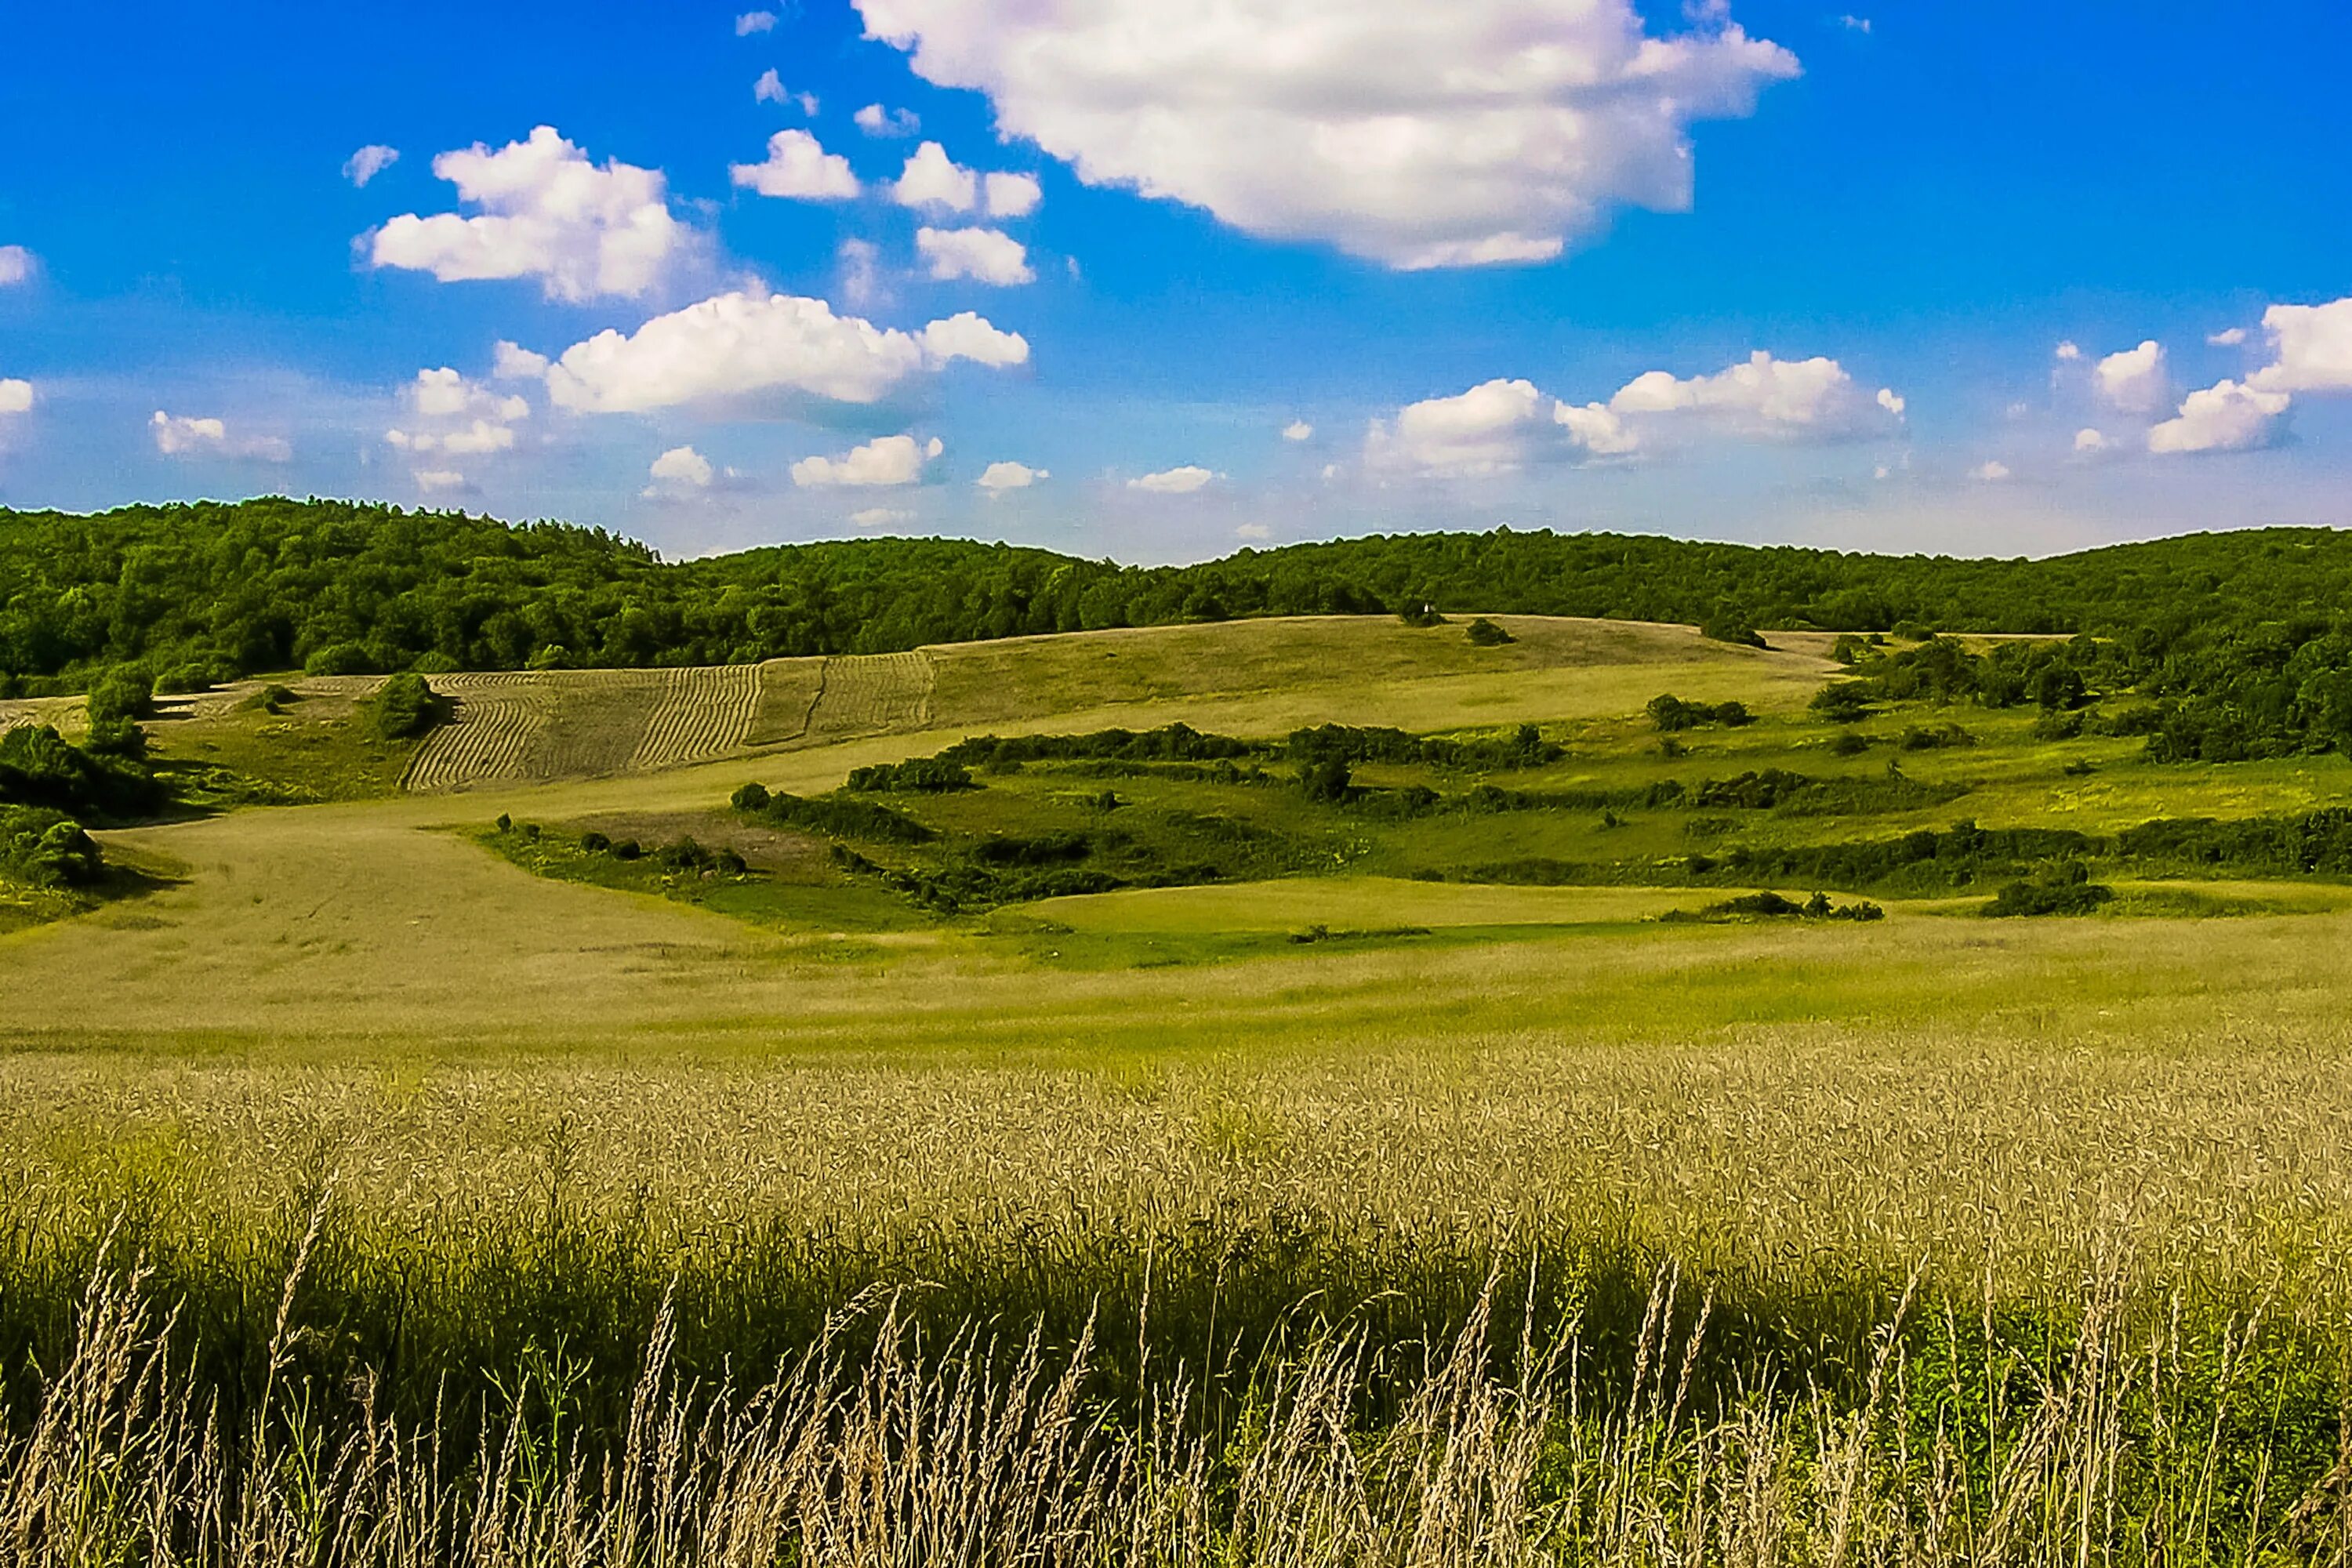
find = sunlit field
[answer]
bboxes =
[9,608,2352,1560]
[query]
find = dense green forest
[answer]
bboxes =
[5,496,2352,757]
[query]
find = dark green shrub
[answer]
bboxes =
[579,831,612,854]
[304,642,376,677]
[845,757,974,793]
[0,724,165,822]
[612,839,641,861]
[0,804,104,887]
[1701,617,1768,649]
[1396,602,1446,628]
[369,673,450,741]
[1647,695,1755,733]
[731,782,772,812]
[1809,684,1875,724]
[1465,618,1515,647]
[1984,862,2114,916]
[1300,756,1353,803]
[1829,732,1873,757]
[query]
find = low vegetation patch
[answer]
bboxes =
[1646,693,1755,731]
[1984,860,2117,916]
[1662,889,1886,922]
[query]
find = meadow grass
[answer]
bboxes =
[14,617,2352,1559]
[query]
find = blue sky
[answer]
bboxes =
[2,0,2350,561]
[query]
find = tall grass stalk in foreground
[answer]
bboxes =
[7,1236,2351,1566]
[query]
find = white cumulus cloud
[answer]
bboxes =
[648,445,715,489]
[2249,296,2352,394]
[2148,379,2291,455]
[385,368,529,463]
[1282,420,1314,442]
[2074,427,2109,453]
[732,129,861,200]
[735,11,777,34]
[890,141,978,212]
[343,145,399,187]
[1368,379,1551,477]
[1554,400,1640,456]
[368,126,688,302]
[1609,351,1896,436]
[413,470,470,494]
[0,247,32,286]
[2092,339,2169,416]
[492,340,550,379]
[793,434,942,488]
[984,172,1042,218]
[1971,459,2011,481]
[977,459,1047,493]
[915,310,1029,368]
[916,225,1034,285]
[151,410,292,462]
[0,379,31,416]
[855,103,921,137]
[1128,465,1218,495]
[856,0,1798,270]
[543,291,1028,413]
[2208,326,2248,347]
[2053,340,2082,361]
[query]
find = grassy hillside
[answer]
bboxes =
[13,596,2352,1559]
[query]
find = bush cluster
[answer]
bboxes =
[1984,861,2115,917]
[731,783,936,844]
[844,757,973,793]
[1646,695,1755,732]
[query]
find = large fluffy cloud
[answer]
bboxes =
[855,0,1797,270]
[1368,352,1899,477]
[1608,351,1894,435]
[368,126,688,302]
[731,130,861,201]
[0,247,34,287]
[792,434,942,488]
[540,291,1028,413]
[2249,296,2352,394]
[916,226,1034,285]
[1367,379,1552,477]
[0,379,30,416]
[2147,379,2291,455]
[2092,339,2169,416]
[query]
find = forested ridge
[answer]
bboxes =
[5,496,2352,712]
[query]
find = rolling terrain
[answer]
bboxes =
[12,607,2352,1561]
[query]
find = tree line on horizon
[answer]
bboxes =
[3,496,2352,757]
